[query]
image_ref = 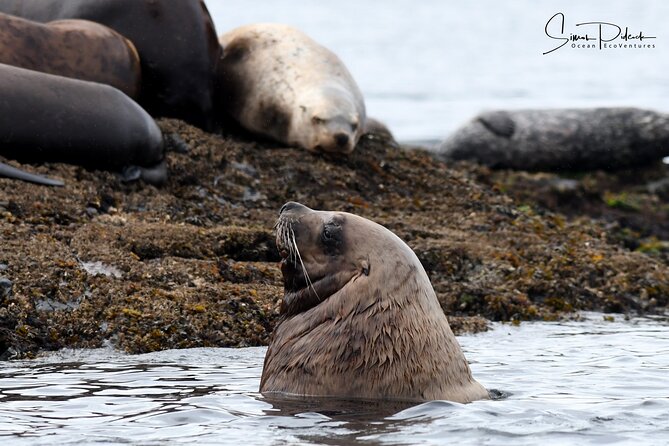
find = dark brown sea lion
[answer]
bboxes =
[0,13,140,98]
[0,0,221,130]
[0,63,165,184]
[262,202,489,403]
[216,24,366,154]
[0,12,140,98]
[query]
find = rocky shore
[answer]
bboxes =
[1,119,668,358]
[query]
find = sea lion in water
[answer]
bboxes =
[0,63,165,185]
[262,202,488,403]
[217,24,366,154]
[0,12,140,98]
[0,0,221,130]
[438,108,669,171]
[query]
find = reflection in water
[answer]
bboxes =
[1,314,668,445]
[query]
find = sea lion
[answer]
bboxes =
[262,202,488,403]
[217,24,366,154]
[438,108,669,171]
[0,63,165,184]
[0,0,221,130]
[0,12,140,98]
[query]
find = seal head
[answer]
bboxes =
[292,86,363,154]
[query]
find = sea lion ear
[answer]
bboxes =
[300,105,307,112]
[361,259,370,276]
[478,111,516,138]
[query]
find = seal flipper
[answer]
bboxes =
[120,161,168,186]
[0,162,64,187]
[478,111,516,138]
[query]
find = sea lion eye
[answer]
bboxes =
[351,123,358,131]
[321,220,343,251]
[312,116,325,125]
[321,224,339,245]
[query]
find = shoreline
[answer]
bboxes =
[1,119,667,358]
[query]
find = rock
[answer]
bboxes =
[1,117,667,358]
[0,277,12,300]
[647,177,669,200]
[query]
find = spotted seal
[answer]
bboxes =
[438,108,669,171]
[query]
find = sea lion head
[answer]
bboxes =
[293,87,365,154]
[274,201,413,317]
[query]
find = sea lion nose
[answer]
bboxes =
[280,201,308,215]
[334,133,349,147]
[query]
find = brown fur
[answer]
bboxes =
[0,12,140,98]
[261,202,489,403]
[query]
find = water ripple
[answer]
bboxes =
[1,314,668,445]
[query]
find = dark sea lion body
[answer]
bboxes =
[438,108,669,171]
[0,0,221,130]
[264,202,488,403]
[0,12,140,98]
[0,64,163,173]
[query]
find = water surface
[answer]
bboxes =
[1,314,668,445]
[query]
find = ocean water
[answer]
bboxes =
[205,1,669,142]
[1,314,668,445]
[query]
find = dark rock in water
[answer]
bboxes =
[437,108,669,171]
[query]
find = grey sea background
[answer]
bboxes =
[1,2,669,445]
[208,0,669,143]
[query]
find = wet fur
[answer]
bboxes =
[262,203,489,403]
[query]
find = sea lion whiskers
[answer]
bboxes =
[275,217,295,264]
[275,216,319,300]
[290,225,321,302]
